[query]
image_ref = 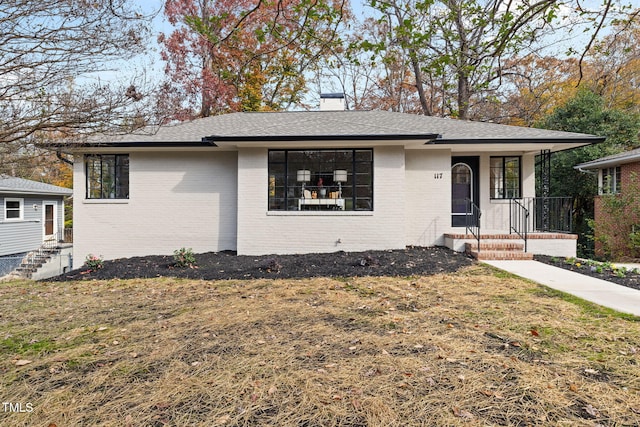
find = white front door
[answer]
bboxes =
[43,201,57,240]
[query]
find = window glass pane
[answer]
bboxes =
[5,200,21,219]
[269,150,285,162]
[86,154,129,199]
[490,158,503,199]
[116,155,129,198]
[268,149,373,211]
[490,156,521,199]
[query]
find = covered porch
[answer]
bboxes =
[445,196,578,260]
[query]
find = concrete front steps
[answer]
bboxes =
[15,244,73,280]
[444,232,578,260]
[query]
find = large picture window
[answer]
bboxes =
[268,149,373,211]
[86,154,130,199]
[490,156,521,199]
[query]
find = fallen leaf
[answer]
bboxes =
[584,404,599,418]
[569,383,579,392]
[452,407,475,420]
[530,329,540,336]
[215,414,231,425]
[268,386,277,395]
[15,359,32,366]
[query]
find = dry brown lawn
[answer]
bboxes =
[1,265,639,426]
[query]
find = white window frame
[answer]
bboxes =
[4,197,24,221]
[600,166,621,194]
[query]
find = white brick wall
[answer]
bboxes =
[236,146,406,255]
[405,149,451,247]
[73,151,237,268]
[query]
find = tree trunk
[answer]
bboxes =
[411,54,432,116]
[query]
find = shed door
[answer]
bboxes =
[44,204,55,237]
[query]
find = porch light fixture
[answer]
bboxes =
[333,169,347,197]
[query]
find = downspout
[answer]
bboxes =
[56,151,73,166]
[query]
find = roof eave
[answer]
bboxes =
[429,137,604,145]
[575,152,640,170]
[0,189,72,196]
[41,141,218,152]
[202,133,440,144]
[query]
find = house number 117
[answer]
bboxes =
[434,173,443,179]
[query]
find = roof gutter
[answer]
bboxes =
[574,152,640,171]
[427,136,605,145]
[202,133,440,144]
[42,140,218,152]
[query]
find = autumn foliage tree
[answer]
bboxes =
[158,0,348,118]
[0,0,155,178]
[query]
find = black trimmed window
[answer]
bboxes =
[490,156,521,199]
[602,166,621,194]
[4,198,23,220]
[268,149,373,211]
[86,154,129,199]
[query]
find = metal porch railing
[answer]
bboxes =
[465,198,481,252]
[525,197,574,233]
[509,199,530,252]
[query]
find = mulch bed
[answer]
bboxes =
[52,246,475,281]
[535,255,640,291]
[50,246,640,293]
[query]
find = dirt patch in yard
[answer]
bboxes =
[53,246,474,281]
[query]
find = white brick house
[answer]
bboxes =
[51,110,603,269]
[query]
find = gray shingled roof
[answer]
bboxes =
[575,147,640,170]
[63,110,602,145]
[0,175,73,196]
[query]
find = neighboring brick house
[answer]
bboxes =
[575,148,640,259]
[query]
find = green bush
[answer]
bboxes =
[85,254,103,272]
[173,247,197,268]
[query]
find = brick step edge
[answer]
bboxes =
[464,242,524,251]
[468,250,534,261]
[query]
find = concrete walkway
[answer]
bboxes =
[484,260,640,316]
